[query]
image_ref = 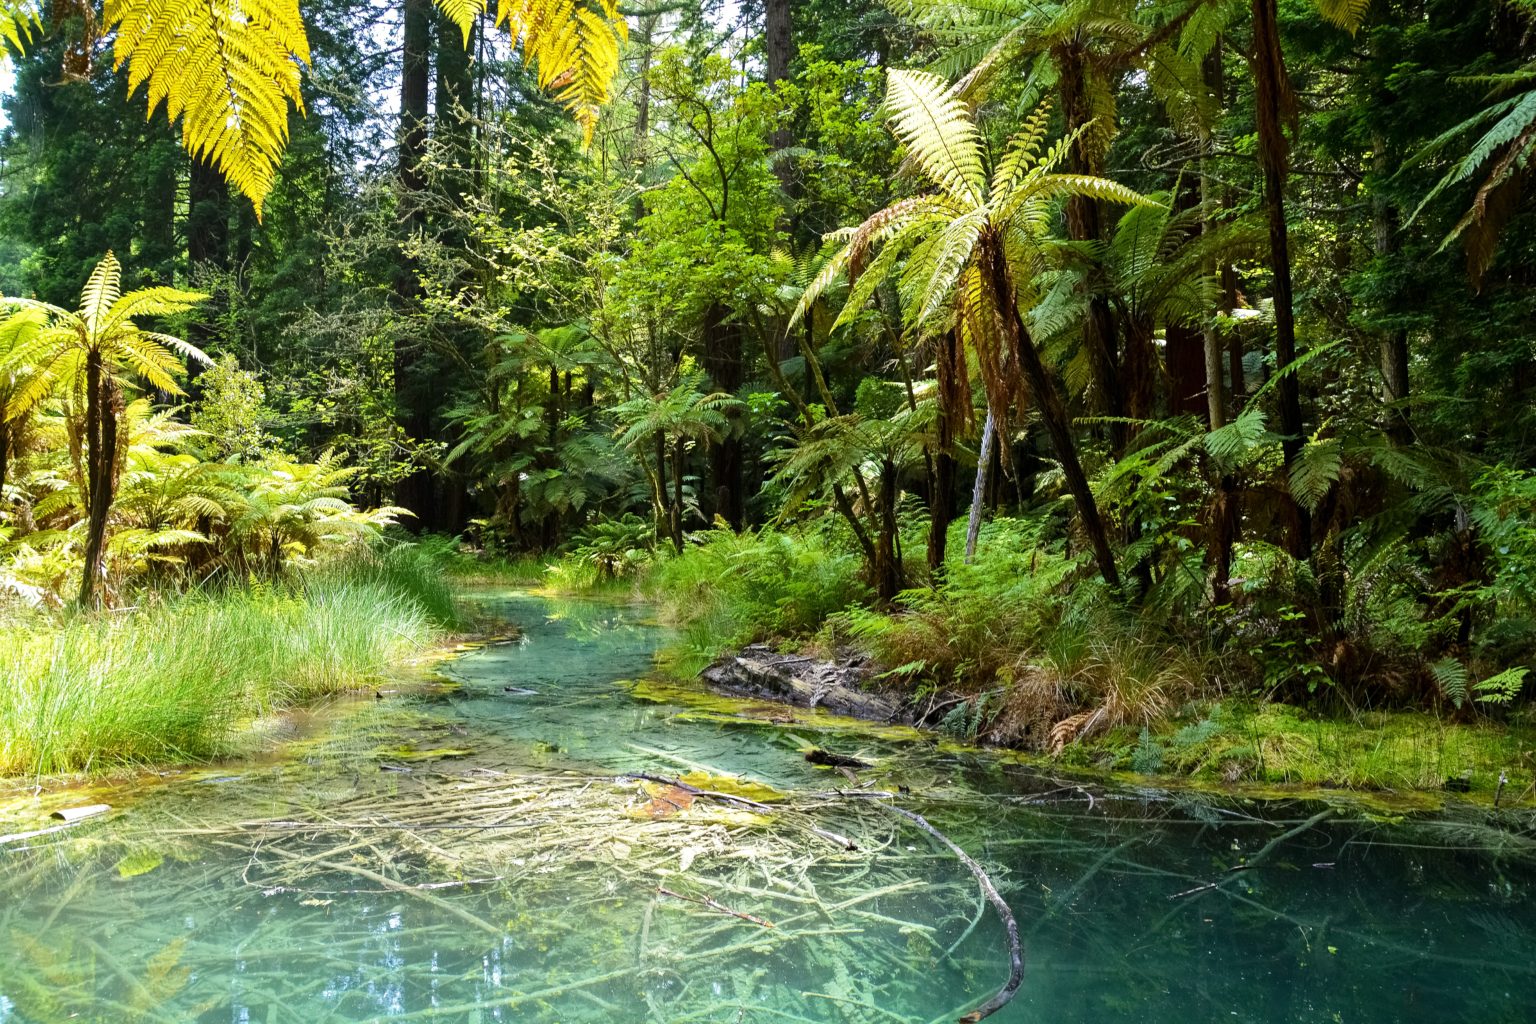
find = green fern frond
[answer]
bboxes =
[1430,657,1468,709]
[1289,435,1342,513]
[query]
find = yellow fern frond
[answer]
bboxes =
[434,0,488,44]
[884,68,986,207]
[0,0,41,56]
[105,0,311,218]
[494,0,626,145]
[78,253,122,331]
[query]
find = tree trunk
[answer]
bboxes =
[1057,46,1125,452]
[671,436,685,552]
[1251,0,1310,560]
[1372,135,1411,443]
[987,240,1120,589]
[702,302,744,528]
[874,457,902,605]
[765,0,793,197]
[78,350,116,608]
[654,430,669,548]
[394,0,433,522]
[964,407,994,565]
[0,419,9,508]
[1123,315,1158,422]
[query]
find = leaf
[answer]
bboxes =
[1289,435,1342,513]
[884,68,987,206]
[105,0,312,218]
[1430,657,1468,709]
[1473,667,1527,705]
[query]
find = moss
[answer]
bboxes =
[1069,699,1536,807]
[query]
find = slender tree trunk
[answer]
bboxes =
[1200,63,1241,605]
[1199,40,1229,431]
[928,428,956,576]
[1372,134,1411,443]
[964,407,994,565]
[0,420,9,508]
[702,302,744,528]
[986,240,1119,588]
[78,351,116,608]
[654,430,669,547]
[1251,0,1310,560]
[874,458,902,604]
[394,0,432,521]
[671,437,685,552]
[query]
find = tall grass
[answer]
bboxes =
[648,526,871,667]
[0,545,456,777]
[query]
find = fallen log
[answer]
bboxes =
[702,644,907,722]
[880,803,1023,1024]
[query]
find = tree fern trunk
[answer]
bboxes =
[986,241,1119,589]
[78,350,111,608]
[1057,45,1125,453]
[1251,0,1310,560]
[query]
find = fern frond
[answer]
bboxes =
[1314,0,1369,33]
[78,252,122,330]
[496,0,626,146]
[434,0,488,43]
[1430,657,1468,709]
[106,0,311,218]
[1289,435,1341,513]
[884,68,986,206]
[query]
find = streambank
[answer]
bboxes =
[0,561,469,778]
[696,643,1536,807]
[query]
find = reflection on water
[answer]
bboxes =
[1,591,1534,1023]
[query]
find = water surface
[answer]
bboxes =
[1,591,1533,1023]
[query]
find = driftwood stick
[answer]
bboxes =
[881,804,1023,1024]
[257,845,503,938]
[658,886,775,928]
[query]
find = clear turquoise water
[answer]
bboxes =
[1,591,1533,1023]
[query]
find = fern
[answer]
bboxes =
[1314,0,1370,32]
[1289,434,1342,513]
[1431,657,1469,709]
[885,69,988,206]
[1473,667,1527,705]
[494,0,626,146]
[105,0,311,219]
[92,0,623,215]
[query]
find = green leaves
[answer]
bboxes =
[1204,407,1268,473]
[1290,434,1342,514]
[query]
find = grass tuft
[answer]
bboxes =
[0,544,457,777]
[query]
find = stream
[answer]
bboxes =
[2,590,1534,1023]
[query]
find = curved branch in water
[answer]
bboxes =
[879,803,1023,1023]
